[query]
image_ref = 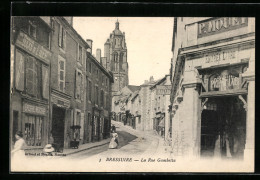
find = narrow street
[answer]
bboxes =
[65,123,158,160]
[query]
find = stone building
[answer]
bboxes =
[102,20,129,95]
[10,17,53,149]
[170,17,255,163]
[49,17,89,149]
[150,75,171,139]
[85,44,113,143]
[136,76,156,131]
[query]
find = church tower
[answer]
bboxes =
[104,20,129,95]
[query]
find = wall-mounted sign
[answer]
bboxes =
[51,94,70,108]
[15,31,52,64]
[156,85,171,95]
[198,17,248,38]
[204,48,237,65]
[209,73,240,91]
[23,103,46,115]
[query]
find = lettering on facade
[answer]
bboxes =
[15,31,52,64]
[156,85,171,95]
[209,74,240,91]
[23,103,46,115]
[204,49,236,64]
[198,17,248,38]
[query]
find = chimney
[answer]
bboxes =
[150,76,154,82]
[86,39,93,54]
[96,49,101,63]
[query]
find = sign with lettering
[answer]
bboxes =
[15,31,52,64]
[198,17,248,38]
[204,48,237,65]
[209,74,240,91]
[23,103,46,115]
[156,85,171,95]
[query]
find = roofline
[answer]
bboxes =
[59,17,90,49]
[87,52,113,81]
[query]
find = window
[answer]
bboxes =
[26,56,38,96]
[58,56,65,92]
[75,69,83,100]
[89,80,92,102]
[58,23,66,49]
[88,113,91,125]
[24,115,43,146]
[100,90,104,107]
[78,45,83,64]
[15,50,25,91]
[28,21,36,39]
[89,62,92,73]
[95,86,99,105]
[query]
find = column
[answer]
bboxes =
[181,83,201,158]
[244,80,255,164]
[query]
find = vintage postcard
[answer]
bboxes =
[10,16,255,172]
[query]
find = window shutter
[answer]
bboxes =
[63,29,66,50]
[75,70,78,98]
[26,56,35,96]
[80,74,84,101]
[42,65,49,99]
[58,23,62,47]
[15,50,25,91]
[70,109,74,126]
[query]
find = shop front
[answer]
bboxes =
[50,89,71,149]
[22,101,48,149]
[199,64,248,159]
[92,107,101,142]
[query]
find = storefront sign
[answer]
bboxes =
[204,48,237,65]
[209,74,240,91]
[51,94,70,108]
[156,85,171,95]
[198,17,248,38]
[15,31,52,64]
[23,103,46,115]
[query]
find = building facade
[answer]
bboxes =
[150,75,171,139]
[10,17,53,149]
[85,48,113,143]
[170,17,255,162]
[49,17,89,149]
[103,20,129,95]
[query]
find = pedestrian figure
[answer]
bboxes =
[109,129,119,149]
[11,131,27,165]
[111,124,116,133]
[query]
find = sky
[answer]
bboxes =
[73,17,173,86]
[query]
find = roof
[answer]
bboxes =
[113,29,123,36]
[150,75,170,90]
[127,85,140,93]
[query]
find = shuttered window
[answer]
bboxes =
[15,50,25,91]
[26,56,37,96]
[58,56,65,92]
[58,23,66,50]
[75,69,83,100]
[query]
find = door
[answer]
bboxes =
[52,106,65,148]
[12,111,19,144]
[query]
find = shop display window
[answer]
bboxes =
[24,115,43,146]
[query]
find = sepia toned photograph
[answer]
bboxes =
[10,16,255,172]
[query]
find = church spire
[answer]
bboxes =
[115,19,119,30]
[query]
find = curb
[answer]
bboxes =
[66,141,110,156]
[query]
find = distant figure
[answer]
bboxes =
[111,125,116,132]
[109,129,119,149]
[11,131,27,164]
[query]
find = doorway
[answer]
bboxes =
[52,106,66,149]
[12,111,19,144]
[200,96,246,159]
